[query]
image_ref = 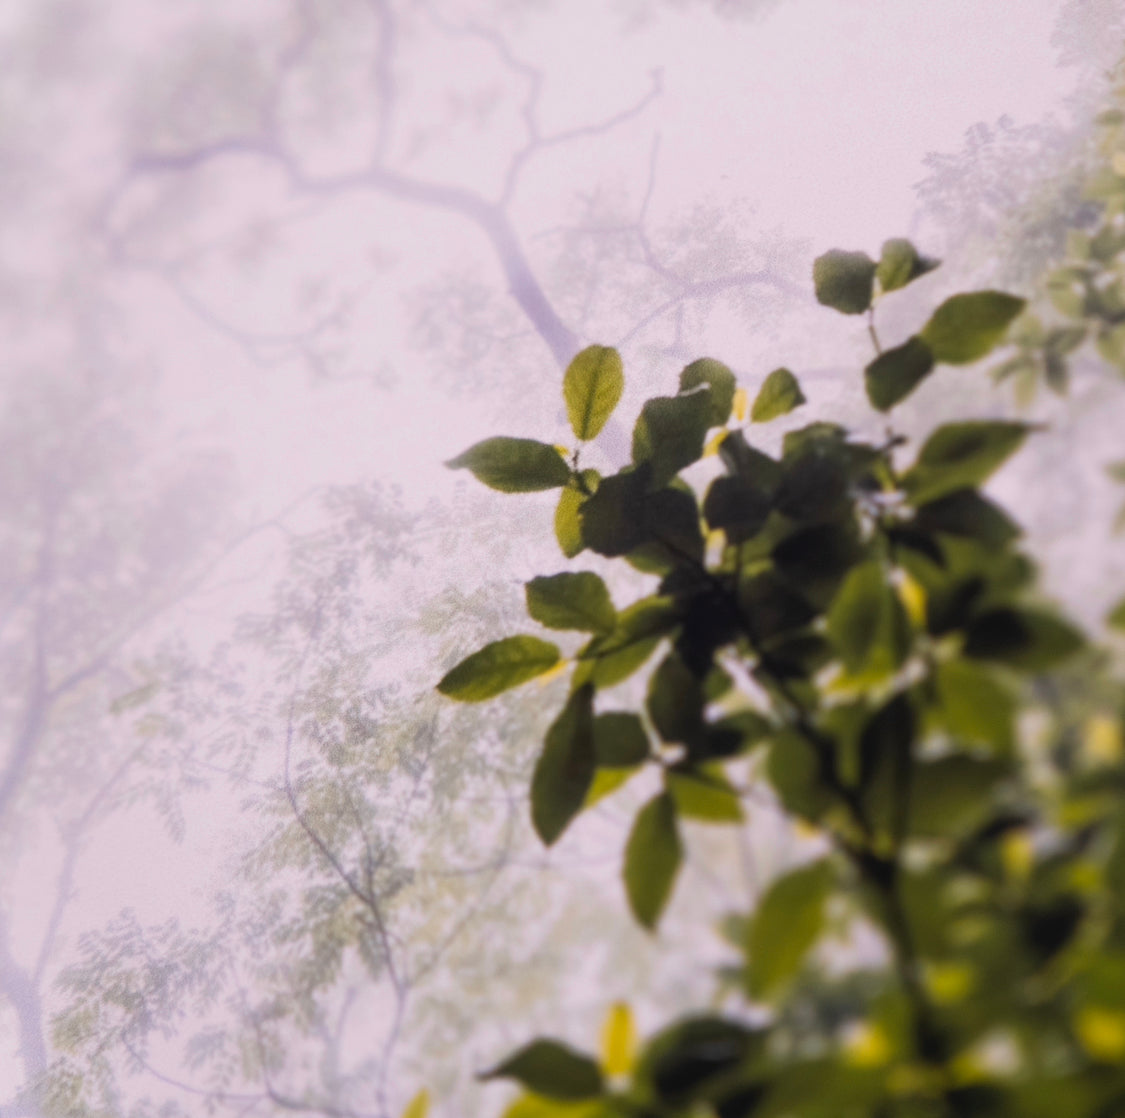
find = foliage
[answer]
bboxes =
[437,214,1125,1116]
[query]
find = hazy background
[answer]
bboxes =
[2,1,1123,1115]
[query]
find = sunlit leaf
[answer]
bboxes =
[935,659,1015,754]
[624,793,682,930]
[400,1089,430,1118]
[438,636,560,701]
[600,1003,636,1077]
[745,858,834,999]
[751,368,806,422]
[447,437,571,492]
[666,767,743,823]
[875,238,939,293]
[564,346,624,442]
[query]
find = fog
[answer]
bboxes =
[0,1,1120,1114]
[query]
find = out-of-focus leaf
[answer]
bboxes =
[814,249,877,315]
[624,793,682,930]
[447,437,571,491]
[438,636,560,701]
[751,368,806,422]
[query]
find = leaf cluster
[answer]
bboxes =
[435,237,1125,1118]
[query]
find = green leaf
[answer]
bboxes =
[666,767,743,823]
[680,358,736,426]
[647,653,704,744]
[876,238,940,293]
[963,608,1085,671]
[481,1039,604,1101]
[527,573,616,635]
[593,712,650,767]
[623,793,682,930]
[813,249,877,315]
[911,488,1020,548]
[632,391,713,487]
[826,563,911,680]
[575,598,680,689]
[693,710,771,761]
[902,422,1030,505]
[919,291,1026,365]
[718,430,783,493]
[554,471,598,558]
[864,336,934,411]
[564,346,624,442]
[1108,597,1125,632]
[400,1090,430,1118]
[751,368,806,422]
[703,476,771,543]
[909,755,1009,839]
[745,858,834,999]
[935,659,1015,754]
[766,730,835,823]
[636,1017,761,1107]
[437,636,560,702]
[579,469,649,556]
[858,693,915,841]
[531,685,596,846]
[447,437,571,492]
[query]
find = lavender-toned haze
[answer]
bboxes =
[1,1,1121,1115]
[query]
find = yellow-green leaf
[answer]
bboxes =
[564,346,624,442]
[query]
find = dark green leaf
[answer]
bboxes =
[920,291,1027,365]
[593,712,650,768]
[481,1039,604,1100]
[580,469,649,557]
[858,693,915,841]
[624,793,683,930]
[647,653,704,744]
[718,430,783,493]
[813,249,877,315]
[446,437,571,492]
[745,858,834,999]
[703,476,771,543]
[875,238,939,293]
[751,368,806,422]
[772,522,865,606]
[963,608,1085,671]
[632,391,713,487]
[526,572,616,634]
[681,358,736,426]
[864,336,934,411]
[637,1017,761,1107]
[912,488,1020,548]
[902,422,1030,505]
[909,755,1009,838]
[666,767,743,823]
[738,571,816,643]
[695,710,771,760]
[826,562,911,679]
[531,685,596,846]
[775,441,852,523]
[437,636,560,702]
[564,345,624,441]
